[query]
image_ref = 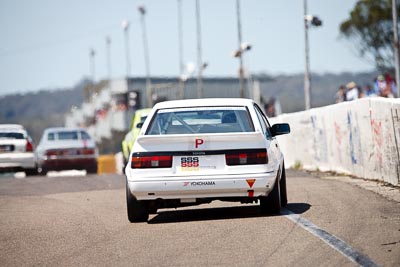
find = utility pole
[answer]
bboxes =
[195,0,203,98]
[393,0,400,97]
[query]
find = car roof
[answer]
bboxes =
[0,124,25,130]
[44,127,87,133]
[135,108,152,115]
[153,98,255,109]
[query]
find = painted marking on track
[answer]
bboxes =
[281,208,379,267]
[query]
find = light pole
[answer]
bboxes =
[195,0,203,98]
[138,5,152,107]
[303,0,311,110]
[236,0,245,98]
[232,42,252,98]
[177,0,185,99]
[121,20,131,78]
[303,0,322,110]
[392,0,400,97]
[105,36,112,84]
[89,48,96,82]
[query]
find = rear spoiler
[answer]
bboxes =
[135,132,267,152]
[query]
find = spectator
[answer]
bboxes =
[375,75,388,97]
[364,84,377,97]
[264,97,278,117]
[264,97,275,118]
[374,74,398,98]
[335,85,346,103]
[357,85,365,98]
[384,73,398,98]
[345,81,359,101]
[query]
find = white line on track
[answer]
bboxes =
[282,208,380,267]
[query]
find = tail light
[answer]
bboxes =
[131,155,172,168]
[225,150,268,165]
[26,140,34,152]
[81,148,95,155]
[45,150,58,156]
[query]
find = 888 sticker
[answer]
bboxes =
[181,157,199,171]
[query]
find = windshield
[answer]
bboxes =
[146,107,254,135]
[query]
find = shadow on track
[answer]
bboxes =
[148,202,311,224]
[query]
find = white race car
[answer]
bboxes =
[0,124,37,175]
[125,98,290,222]
[35,127,98,175]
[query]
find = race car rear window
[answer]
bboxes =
[48,133,55,140]
[58,131,79,140]
[80,131,91,140]
[0,132,24,139]
[146,107,254,135]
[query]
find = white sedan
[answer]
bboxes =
[35,127,98,175]
[125,98,290,222]
[0,124,37,175]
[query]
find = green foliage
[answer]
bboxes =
[294,160,303,170]
[339,0,399,70]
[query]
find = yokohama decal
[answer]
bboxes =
[183,181,215,186]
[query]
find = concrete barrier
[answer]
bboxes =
[270,98,400,186]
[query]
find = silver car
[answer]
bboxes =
[0,124,37,175]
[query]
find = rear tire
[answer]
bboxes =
[86,162,98,174]
[126,181,149,223]
[25,168,38,176]
[260,174,281,214]
[280,165,288,207]
[37,166,47,176]
[122,157,128,174]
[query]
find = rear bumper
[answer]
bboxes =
[127,171,278,200]
[40,157,97,171]
[0,153,35,170]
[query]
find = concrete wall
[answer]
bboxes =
[270,98,400,186]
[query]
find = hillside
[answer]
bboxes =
[0,79,88,143]
[0,72,379,143]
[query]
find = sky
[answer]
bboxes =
[0,0,373,96]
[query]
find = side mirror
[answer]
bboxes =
[136,122,144,129]
[271,123,290,137]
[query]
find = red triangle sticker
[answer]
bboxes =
[246,179,256,188]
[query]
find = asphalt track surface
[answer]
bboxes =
[0,169,399,266]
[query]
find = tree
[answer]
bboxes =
[340,0,400,71]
